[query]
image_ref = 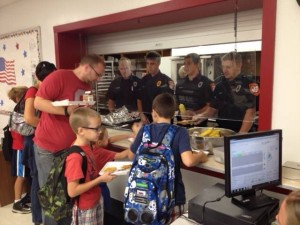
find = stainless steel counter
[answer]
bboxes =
[107,127,300,192]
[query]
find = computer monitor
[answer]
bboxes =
[224,130,282,210]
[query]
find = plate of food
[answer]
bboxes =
[52,99,95,106]
[99,161,132,176]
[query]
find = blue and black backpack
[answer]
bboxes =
[124,124,177,225]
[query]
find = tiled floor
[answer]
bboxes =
[0,203,32,225]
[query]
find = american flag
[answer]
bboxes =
[0,57,16,85]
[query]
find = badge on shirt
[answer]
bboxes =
[157,80,161,87]
[198,82,203,88]
[133,81,137,87]
[235,84,241,93]
[249,83,260,96]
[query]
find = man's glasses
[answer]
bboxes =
[89,64,102,77]
[82,125,102,132]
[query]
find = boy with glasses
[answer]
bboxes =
[65,107,128,225]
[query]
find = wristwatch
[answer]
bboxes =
[64,107,69,116]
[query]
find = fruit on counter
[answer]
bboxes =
[179,104,186,114]
[199,128,221,137]
[209,129,221,137]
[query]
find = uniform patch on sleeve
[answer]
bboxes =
[249,83,260,96]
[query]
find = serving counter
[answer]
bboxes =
[106,127,300,195]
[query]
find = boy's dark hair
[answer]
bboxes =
[152,93,176,119]
[145,51,161,64]
[35,61,57,81]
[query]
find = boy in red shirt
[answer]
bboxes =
[65,107,128,225]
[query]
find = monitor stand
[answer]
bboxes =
[231,191,279,210]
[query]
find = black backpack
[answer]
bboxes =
[38,146,87,221]
[2,125,13,161]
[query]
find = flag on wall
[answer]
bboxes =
[0,27,41,113]
[0,57,16,85]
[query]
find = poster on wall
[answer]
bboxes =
[0,26,41,114]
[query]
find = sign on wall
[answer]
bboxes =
[0,26,41,113]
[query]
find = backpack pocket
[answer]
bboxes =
[124,177,159,224]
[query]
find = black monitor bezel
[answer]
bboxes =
[224,129,282,198]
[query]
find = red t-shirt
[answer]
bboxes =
[65,145,116,210]
[25,86,38,99]
[11,130,24,150]
[33,70,91,152]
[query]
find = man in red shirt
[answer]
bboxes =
[33,54,105,225]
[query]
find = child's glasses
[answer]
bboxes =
[82,125,102,132]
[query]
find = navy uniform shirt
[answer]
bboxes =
[138,71,174,114]
[106,75,140,111]
[210,74,259,132]
[176,73,214,111]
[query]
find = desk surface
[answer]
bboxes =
[188,183,279,225]
[107,128,300,191]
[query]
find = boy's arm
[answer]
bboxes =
[109,133,135,143]
[67,172,116,198]
[114,149,129,160]
[128,150,135,160]
[180,150,208,167]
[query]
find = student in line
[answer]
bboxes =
[127,93,208,224]
[23,61,56,225]
[7,86,31,214]
[65,107,128,225]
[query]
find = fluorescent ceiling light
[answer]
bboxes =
[171,41,261,56]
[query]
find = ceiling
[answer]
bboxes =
[0,0,20,8]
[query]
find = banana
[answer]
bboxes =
[209,129,221,137]
[179,104,186,114]
[199,128,213,137]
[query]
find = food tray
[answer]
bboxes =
[99,161,132,176]
[52,99,95,106]
[101,106,140,126]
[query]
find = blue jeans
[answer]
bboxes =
[24,136,42,224]
[34,144,71,225]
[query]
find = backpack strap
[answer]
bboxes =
[161,125,177,147]
[14,93,26,114]
[67,145,87,184]
[143,124,174,145]
[66,145,88,212]
[138,124,177,155]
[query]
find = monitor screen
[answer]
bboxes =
[224,130,282,210]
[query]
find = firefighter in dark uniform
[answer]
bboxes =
[107,57,140,112]
[176,53,214,126]
[192,52,259,133]
[138,51,175,123]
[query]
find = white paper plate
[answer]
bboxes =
[99,161,132,176]
[52,99,95,106]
